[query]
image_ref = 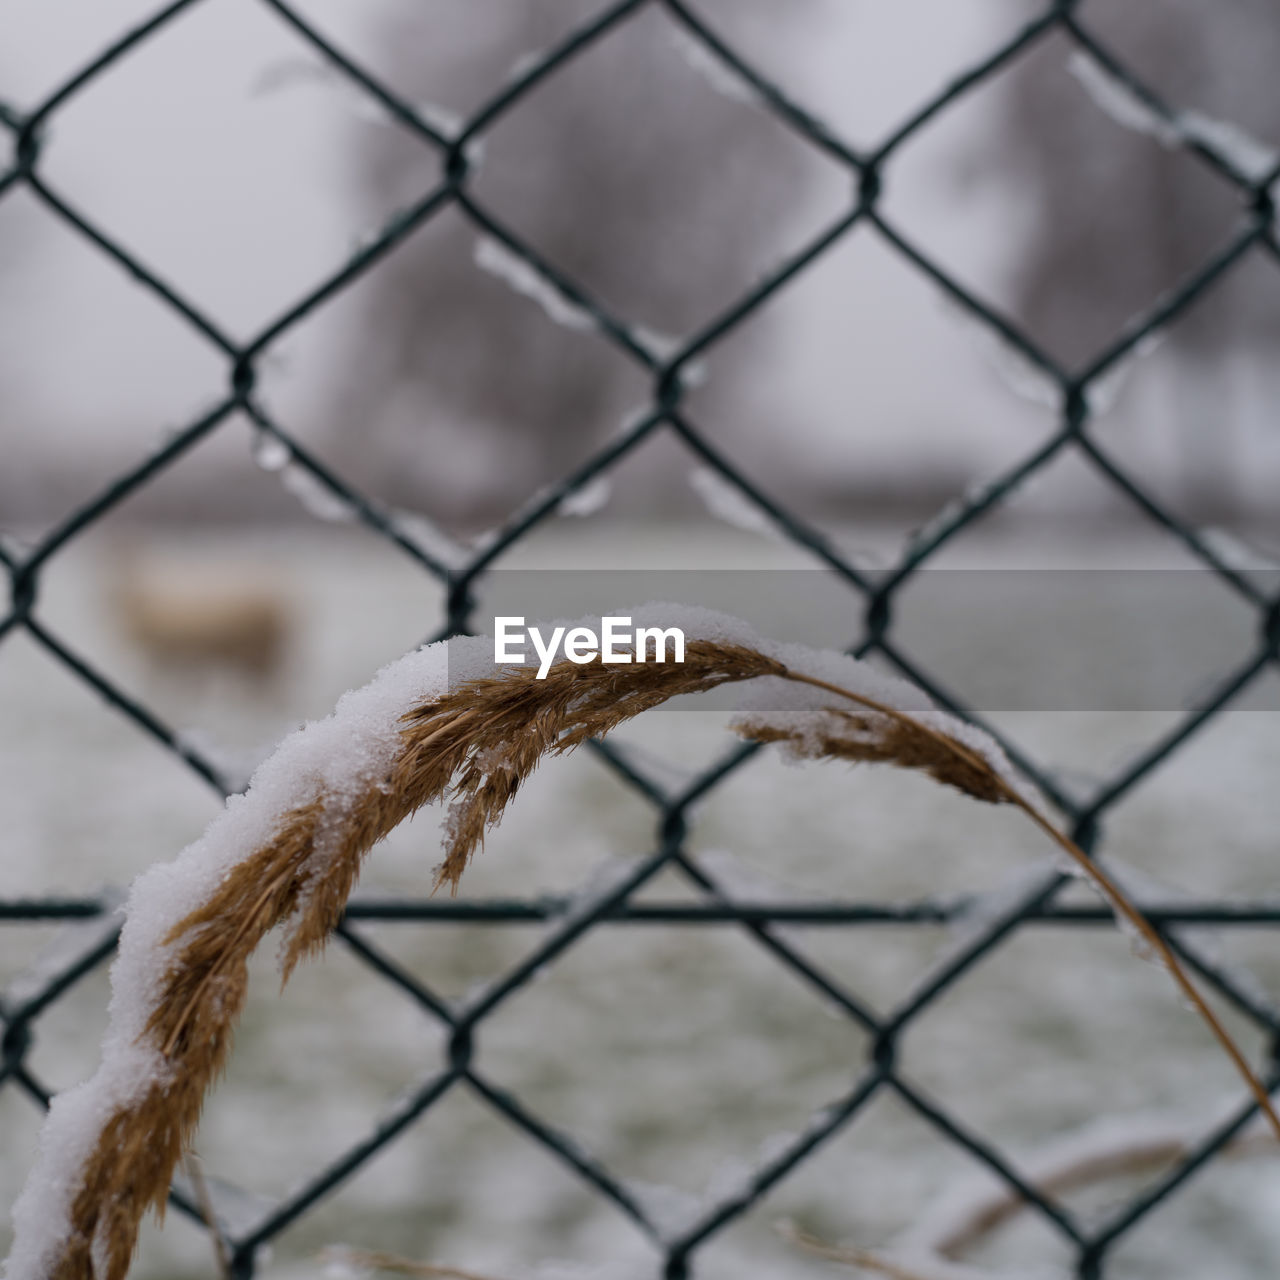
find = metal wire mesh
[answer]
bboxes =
[2,2,1279,1277]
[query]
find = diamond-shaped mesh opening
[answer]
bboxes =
[476,922,872,1189]
[0,214,228,533]
[192,939,449,1201]
[982,27,1251,370]
[472,10,848,326]
[25,0,365,336]
[4,2,1280,1277]
[899,925,1271,1136]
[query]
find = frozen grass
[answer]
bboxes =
[2,525,1279,1279]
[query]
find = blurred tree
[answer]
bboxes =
[328,1,819,530]
[996,0,1280,515]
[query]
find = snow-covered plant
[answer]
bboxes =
[5,607,1275,1280]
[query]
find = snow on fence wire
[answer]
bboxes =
[2,2,1280,1279]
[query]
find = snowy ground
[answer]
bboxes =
[2,520,1280,1280]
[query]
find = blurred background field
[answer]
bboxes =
[4,523,1280,1279]
[2,1,1280,1278]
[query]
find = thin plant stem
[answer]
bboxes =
[777,1221,937,1280]
[782,668,1280,1143]
[182,1154,231,1280]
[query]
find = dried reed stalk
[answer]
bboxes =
[755,671,1280,1150]
[918,1120,1273,1263]
[14,635,1277,1280]
[781,1115,1274,1278]
[777,1222,940,1280]
[181,1154,230,1280]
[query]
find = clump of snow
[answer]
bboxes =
[700,1123,803,1210]
[630,1180,703,1238]
[507,49,544,85]
[1068,50,1180,146]
[467,472,611,553]
[251,56,326,99]
[1085,331,1164,414]
[557,476,613,518]
[1197,526,1280,571]
[694,848,806,905]
[154,420,188,447]
[695,1105,847,1233]
[389,508,471,571]
[936,294,1061,409]
[728,653,1037,813]
[902,495,969,559]
[669,27,762,107]
[7,1036,170,1280]
[727,633,924,721]
[677,358,709,388]
[1178,111,1277,183]
[943,861,1058,955]
[692,848,814,954]
[1069,49,1279,183]
[688,468,780,539]
[630,325,683,363]
[347,225,385,258]
[1042,836,1095,883]
[251,57,462,140]
[901,473,1011,559]
[318,1244,373,1280]
[473,237,596,333]
[979,331,1061,409]
[280,464,357,524]
[1098,861,1249,993]
[0,529,31,561]
[250,57,386,118]
[413,100,465,144]
[250,427,291,473]
[543,854,641,935]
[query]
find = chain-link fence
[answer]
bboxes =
[3,2,1280,1278]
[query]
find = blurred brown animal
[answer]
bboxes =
[109,562,291,683]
